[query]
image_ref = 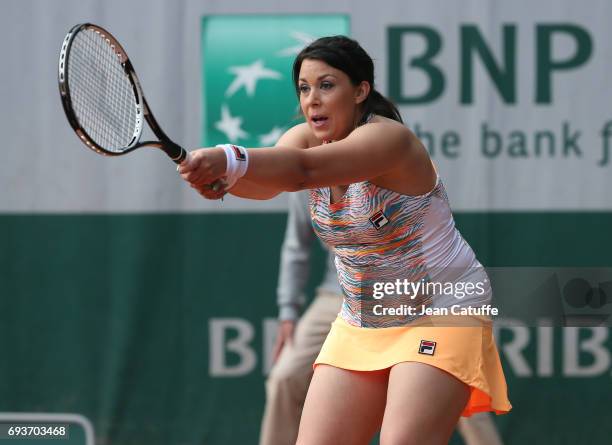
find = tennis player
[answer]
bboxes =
[180,36,511,445]
[261,191,505,445]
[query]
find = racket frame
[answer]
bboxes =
[58,23,187,163]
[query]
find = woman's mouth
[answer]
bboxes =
[311,115,329,128]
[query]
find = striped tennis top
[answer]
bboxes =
[309,178,491,328]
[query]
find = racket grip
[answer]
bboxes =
[173,147,189,165]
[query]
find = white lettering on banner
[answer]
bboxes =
[494,319,612,378]
[538,325,554,377]
[208,318,611,378]
[209,319,257,377]
[495,319,533,377]
[208,318,279,376]
[563,327,611,377]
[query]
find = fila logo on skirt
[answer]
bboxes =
[419,340,437,355]
[369,210,389,229]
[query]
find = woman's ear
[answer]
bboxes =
[354,81,371,105]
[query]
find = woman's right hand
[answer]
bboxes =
[178,149,228,199]
[195,178,229,200]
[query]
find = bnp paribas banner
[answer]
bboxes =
[200,8,612,213]
[386,19,612,211]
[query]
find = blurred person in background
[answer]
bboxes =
[258,190,343,445]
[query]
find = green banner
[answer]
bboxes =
[201,15,350,147]
[1,213,611,443]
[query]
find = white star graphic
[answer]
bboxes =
[276,31,316,57]
[259,126,285,146]
[225,60,282,98]
[214,105,249,143]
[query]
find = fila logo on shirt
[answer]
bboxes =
[231,145,247,161]
[369,210,389,229]
[419,340,437,355]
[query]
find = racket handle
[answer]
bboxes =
[178,149,191,165]
[172,146,189,164]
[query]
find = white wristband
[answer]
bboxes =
[216,144,249,188]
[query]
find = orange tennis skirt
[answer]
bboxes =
[314,315,512,417]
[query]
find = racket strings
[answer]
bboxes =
[74,30,135,148]
[72,30,135,149]
[67,28,139,152]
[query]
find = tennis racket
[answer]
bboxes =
[58,23,189,164]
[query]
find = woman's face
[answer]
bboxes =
[297,58,366,142]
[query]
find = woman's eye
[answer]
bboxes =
[320,81,334,90]
[299,84,310,94]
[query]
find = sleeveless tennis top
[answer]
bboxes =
[309,178,492,328]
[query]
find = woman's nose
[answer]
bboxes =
[305,88,321,107]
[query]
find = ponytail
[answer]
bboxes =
[361,89,403,124]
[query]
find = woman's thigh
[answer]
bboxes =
[380,362,470,445]
[296,364,389,445]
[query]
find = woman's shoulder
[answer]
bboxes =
[351,114,414,146]
[276,122,319,149]
[367,114,402,126]
[366,115,410,132]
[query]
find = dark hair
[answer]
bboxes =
[292,35,403,124]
